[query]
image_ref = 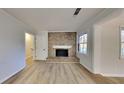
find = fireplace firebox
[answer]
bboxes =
[56,49,68,57]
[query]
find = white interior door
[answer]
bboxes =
[35,31,48,60]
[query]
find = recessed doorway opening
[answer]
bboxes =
[25,33,35,65]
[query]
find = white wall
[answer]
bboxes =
[76,9,118,73]
[76,9,124,77]
[0,9,32,83]
[94,12,124,76]
[76,26,94,72]
[93,25,102,74]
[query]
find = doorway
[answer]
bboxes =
[25,33,35,65]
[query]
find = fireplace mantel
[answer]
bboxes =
[53,45,72,49]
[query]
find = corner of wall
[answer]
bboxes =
[0,65,25,84]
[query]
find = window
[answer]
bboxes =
[78,33,88,54]
[121,29,124,58]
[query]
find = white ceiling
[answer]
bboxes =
[3,8,105,32]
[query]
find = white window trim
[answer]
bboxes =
[78,33,88,55]
[119,27,124,59]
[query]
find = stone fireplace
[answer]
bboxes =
[48,32,76,57]
[53,45,72,57]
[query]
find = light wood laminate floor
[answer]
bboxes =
[46,57,79,63]
[3,60,124,84]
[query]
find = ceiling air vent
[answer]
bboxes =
[74,8,81,15]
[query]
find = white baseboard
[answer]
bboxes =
[0,65,25,84]
[79,63,124,77]
[100,73,124,77]
[79,63,94,73]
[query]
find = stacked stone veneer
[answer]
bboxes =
[48,32,76,57]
